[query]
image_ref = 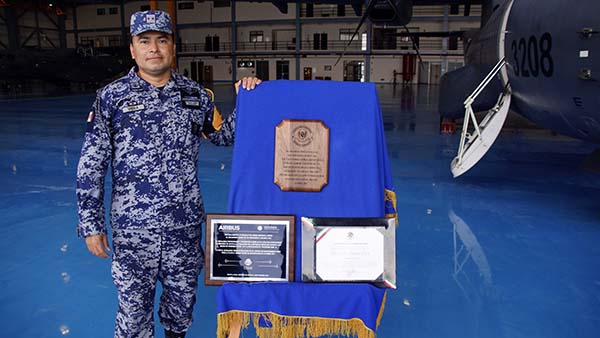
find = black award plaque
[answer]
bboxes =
[205,214,295,286]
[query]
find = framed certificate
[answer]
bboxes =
[301,217,396,289]
[204,214,295,286]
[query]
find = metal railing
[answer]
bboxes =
[299,5,358,18]
[412,5,482,16]
[179,38,463,53]
[295,4,482,17]
[236,41,297,51]
[180,42,233,53]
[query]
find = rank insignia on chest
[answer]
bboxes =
[122,104,145,113]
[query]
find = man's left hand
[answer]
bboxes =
[235,77,262,94]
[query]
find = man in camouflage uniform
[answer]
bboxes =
[76,10,261,338]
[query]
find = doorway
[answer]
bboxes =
[343,61,364,82]
[430,63,441,84]
[190,61,204,84]
[276,61,290,79]
[303,67,312,80]
[256,60,269,80]
[203,65,213,86]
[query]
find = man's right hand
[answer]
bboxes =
[85,234,111,258]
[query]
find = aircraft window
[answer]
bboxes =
[109,7,118,15]
[97,8,105,16]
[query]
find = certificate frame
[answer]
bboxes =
[205,214,295,286]
[301,217,396,289]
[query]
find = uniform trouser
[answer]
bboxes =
[111,226,204,338]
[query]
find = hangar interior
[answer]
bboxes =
[0,0,479,96]
[0,1,599,338]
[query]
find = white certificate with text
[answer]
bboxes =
[315,227,384,281]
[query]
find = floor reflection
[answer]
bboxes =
[1,84,599,338]
[449,209,493,300]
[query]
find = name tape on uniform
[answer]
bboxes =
[123,104,145,113]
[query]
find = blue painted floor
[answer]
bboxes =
[1,84,599,338]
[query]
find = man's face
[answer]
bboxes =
[130,31,175,77]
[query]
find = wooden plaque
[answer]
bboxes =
[274,119,330,192]
[204,214,295,286]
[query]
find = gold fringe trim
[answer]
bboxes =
[217,310,381,338]
[376,291,387,328]
[384,188,398,224]
[217,311,251,338]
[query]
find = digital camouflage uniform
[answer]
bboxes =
[76,64,235,337]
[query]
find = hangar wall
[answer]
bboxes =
[1,1,479,86]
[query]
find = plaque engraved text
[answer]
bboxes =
[274,120,329,192]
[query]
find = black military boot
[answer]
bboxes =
[164,329,186,338]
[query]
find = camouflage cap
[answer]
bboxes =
[130,10,173,36]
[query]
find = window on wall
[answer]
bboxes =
[213,0,230,8]
[339,29,355,41]
[448,36,458,50]
[80,37,94,47]
[313,33,327,50]
[450,4,460,15]
[205,35,220,51]
[97,8,105,15]
[373,28,397,49]
[109,7,118,15]
[306,4,314,17]
[108,35,121,47]
[178,2,195,10]
[249,31,264,43]
[340,29,366,50]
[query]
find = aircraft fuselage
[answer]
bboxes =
[470,0,600,142]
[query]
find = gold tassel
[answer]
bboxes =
[216,311,250,338]
[218,310,382,338]
[384,188,398,224]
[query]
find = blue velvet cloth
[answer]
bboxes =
[217,282,386,329]
[220,80,395,333]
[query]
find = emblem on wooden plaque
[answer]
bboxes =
[274,119,330,192]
